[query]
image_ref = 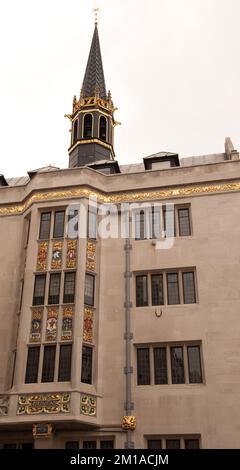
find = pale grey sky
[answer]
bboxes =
[0,0,239,177]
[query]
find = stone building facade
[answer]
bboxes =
[0,21,240,449]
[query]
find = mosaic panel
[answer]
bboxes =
[66,239,77,269]
[17,394,70,415]
[86,240,96,272]
[80,395,97,417]
[83,307,94,343]
[45,307,58,342]
[61,306,74,341]
[36,242,48,271]
[51,241,63,270]
[29,308,43,343]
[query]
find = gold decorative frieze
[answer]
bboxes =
[66,239,77,269]
[122,416,136,431]
[2,181,240,217]
[51,241,63,270]
[86,241,96,272]
[29,308,43,343]
[36,242,48,271]
[17,394,70,415]
[33,423,54,438]
[45,307,58,342]
[61,306,74,341]
[83,307,94,343]
[80,395,97,417]
[0,395,9,416]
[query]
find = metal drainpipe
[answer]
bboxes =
[124,209,134,449]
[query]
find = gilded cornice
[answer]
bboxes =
[1,180,240,217]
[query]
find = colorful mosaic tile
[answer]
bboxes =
[66,239,77,269]
[61,306,74,341]
[83,307,94,343]
[29,308,43,343]
[80,395,97,417]
[51,241,63,270]
[36,242,48,271]
[45,307,58,342]
[17,394,70,415]
[86,241,96,272]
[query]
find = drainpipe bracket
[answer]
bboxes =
[124,401,134,410]
[124,301,132,308]
[124,366,133,374]
[124,333,133,340]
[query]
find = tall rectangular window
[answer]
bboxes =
[100,441,114,449]
[33,274,46,306]
[147,440,162,449]
[39,212,51,239]
[178,208,191,236]
[154,347,168,384]
[184,439,200,449]
[82,441,96,449]
[151,207,161,239]
[65,442,79,449]
[58,344,72,382]
[183,272,196,304]
[88,205,97,240]
[84,274,95,306]
[135,211,145,240]
[53,211,65,238]
[63,272,75,303]
[137,348,150,385]
[187,346,202,383]
[136,275,148,307]
[81,346,93,384]
[41,346,56,382]
[167,273,180,305]
[151,274,164,306]
[166,439,181,449]
[25,347,40,383]
[48,273,61,304]
[171,346,185,384]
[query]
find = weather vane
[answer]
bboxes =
[93,7,100,24]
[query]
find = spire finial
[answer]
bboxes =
[93,7,100,25]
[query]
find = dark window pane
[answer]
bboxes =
[84,274,95,306]
[178,208,191,236]
[100,440,114,449]
[151,207,161,239]
[183,272,196,304]
[151,274,164,306]
[48,273,61,304]
[41,346,56,382]
[63,272,75,303]
[166,439,181,449]
[137,348,150,385]
[3,444,17,449]
[73,120,78,144]
[171,347,185,384]
[187,346,202,383]
[53,211,65,238]
[167,273,180,305]
[33,275,46,306]
[136,275,148,307]
[147,440,162,449]
[39,212,51,239]
[154,347,168,384]
[185,439,200,449]
[65,441,79,449]
[99,116,107,141]
[67,208,79,238]
[82,441,96,449]
[83,114,93,138]
[58,345,72,381]
[21,443,33,449]
[25,347,40,383]
[81,346,92,384]
[135,211,145,240]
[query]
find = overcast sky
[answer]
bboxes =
[0,0,239,177]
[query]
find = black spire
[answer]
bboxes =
[81,23,107,100]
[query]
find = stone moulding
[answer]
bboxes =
[1,181,240,216]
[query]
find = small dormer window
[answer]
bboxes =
[83,114,93,138]
[99,116,107,141]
